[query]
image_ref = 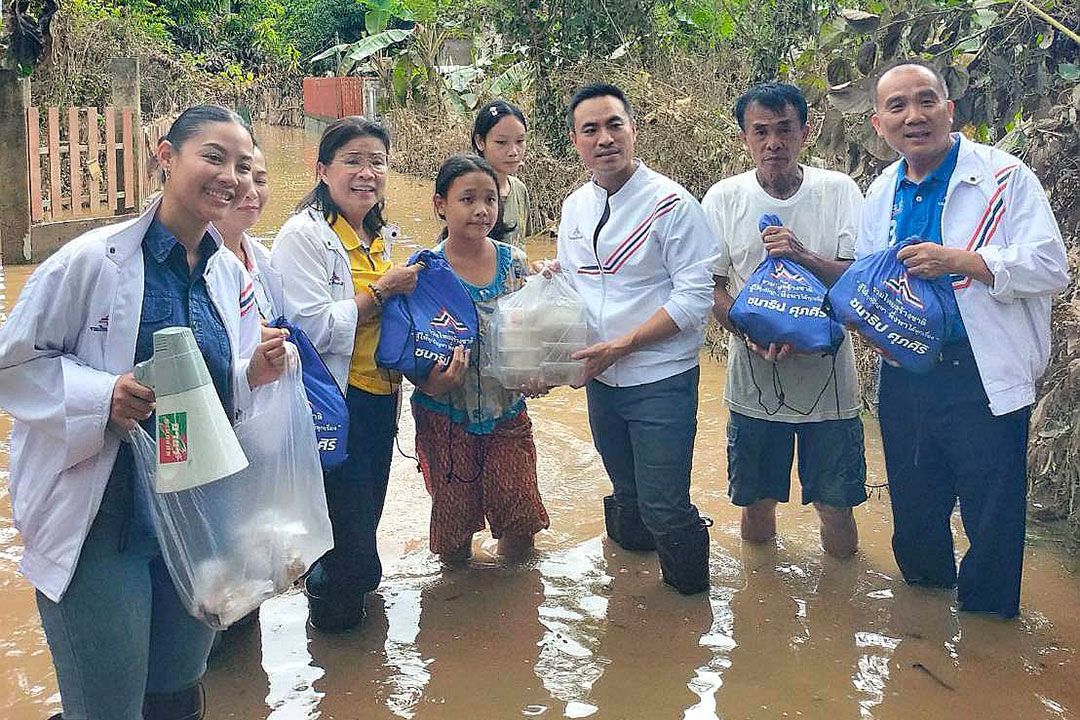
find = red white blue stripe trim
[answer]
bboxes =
[239,282,256,316]
[578,193,680,275]
[953,164,1017,290]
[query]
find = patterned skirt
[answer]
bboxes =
[413,403,550,555]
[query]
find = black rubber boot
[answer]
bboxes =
[304,577,365,633]
[602,495,656,551]
[142,683,205,720]
[657,517,712,595]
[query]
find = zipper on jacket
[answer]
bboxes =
[593,196,612,383]
[592,199,611,256]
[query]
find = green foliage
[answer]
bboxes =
[790,0,1080,178]
[282,0,368,61]
[148,0,300,72]
[310,27,414,71]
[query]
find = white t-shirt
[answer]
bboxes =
[702,166,862,423]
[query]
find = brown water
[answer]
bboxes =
[2,124,1079,719]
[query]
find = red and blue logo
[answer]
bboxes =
[89,314,109,333]
[770,262,805,284]
[885,272,924,310]
[431,308,471,334]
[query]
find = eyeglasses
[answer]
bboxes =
[336,154,389,172]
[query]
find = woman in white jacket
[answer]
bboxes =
[217,143,283,322]
[0,105,289,720]
[271,117,418,633]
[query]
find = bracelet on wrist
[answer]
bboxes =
[367,282,385,308]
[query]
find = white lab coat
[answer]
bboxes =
[270,208,372,393]
[0,199,261,601]
[240,233,284,319]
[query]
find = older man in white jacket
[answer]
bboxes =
[859,61,1069,618]
[556,83,716,595]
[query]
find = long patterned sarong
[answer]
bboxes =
[413,403,549,555]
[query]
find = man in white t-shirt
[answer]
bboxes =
[703,83,867,558]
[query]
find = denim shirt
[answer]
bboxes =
[102,218,235,523]
[136,218,234,415]
[890,137,967,340]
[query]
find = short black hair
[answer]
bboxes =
[566,83,634,131]
[733,83,808,130]
[871,60,950,108]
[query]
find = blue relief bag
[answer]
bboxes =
[826,238,953,373]
[375,249,478,379]
[268,317,349,470]
[728,215,844,355]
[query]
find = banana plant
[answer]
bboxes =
[309,27,414,75]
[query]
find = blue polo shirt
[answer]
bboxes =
[889,136,966,340]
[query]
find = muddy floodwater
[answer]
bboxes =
[3,124,1080,720]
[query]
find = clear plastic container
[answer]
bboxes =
[540,304,584,330]
[540,361,585,387]
[499,347,544,367]
[497,326,544,350]
[542,341,582,363]
[494,366,543,389]
[544,322,588,345]
[499,307,536,329]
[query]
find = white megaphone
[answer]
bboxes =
[134,327,248,493]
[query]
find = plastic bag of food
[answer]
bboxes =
[484,271,589,389]
[130,353,332,629]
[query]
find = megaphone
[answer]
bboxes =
[134,327,248,493]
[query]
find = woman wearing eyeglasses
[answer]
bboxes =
[270,117,419,633]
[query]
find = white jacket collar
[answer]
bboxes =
[589,159,649,200]
[105,195,225,266]
[877,134,992,195]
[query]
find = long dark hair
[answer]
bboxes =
[298,116,391,239]
[434,154,511,242]
[470,99,527,154]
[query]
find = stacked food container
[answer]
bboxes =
[487,274,589,389]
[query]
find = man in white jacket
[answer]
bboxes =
[860,61,1069,618]
[557,83,716,595]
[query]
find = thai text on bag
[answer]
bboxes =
[375,249,478,379]
[827,238,953,373]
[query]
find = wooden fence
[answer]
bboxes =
[142,115,173,200]
[26,106,139,223]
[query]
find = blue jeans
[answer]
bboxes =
[879,341,1029,618]
[36,470,215,720]
[586,367,701,536]
[306,386,398,600]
